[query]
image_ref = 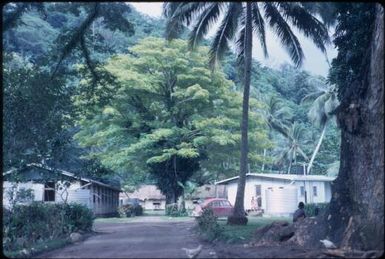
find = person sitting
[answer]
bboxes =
[293,202,306,222]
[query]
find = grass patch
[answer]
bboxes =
[4,238,70,258]
[216,216,290,244]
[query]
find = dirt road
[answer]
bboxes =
[36,216,216,258]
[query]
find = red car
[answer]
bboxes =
[192,198,234,217]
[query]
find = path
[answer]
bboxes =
[36,216,216,258]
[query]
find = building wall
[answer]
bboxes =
[3,180,120,216]
[143,200,166,210]
[295,181,330,204]
[223,178,333,213]
[90,184,119,216]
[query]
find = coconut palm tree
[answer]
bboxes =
[264,95,293,137]
[163,2,330,224]
[274,122,310,173]
[261,95,293,170]
[301,84,339,174]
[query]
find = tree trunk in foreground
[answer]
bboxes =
[329,5,384,250]
[228,2,252,225]
[291,4,384,251]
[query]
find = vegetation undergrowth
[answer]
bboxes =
[4,238,71,258]
[3,202,94,257]
[195,213,291,244]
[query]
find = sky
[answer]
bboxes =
[129,2,337,77]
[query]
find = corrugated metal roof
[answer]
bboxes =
[215,173,336,185]
[189,184,226,199]
[3,163,121,192]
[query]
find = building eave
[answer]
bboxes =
[215,173,336,185]
[3,163,122,192]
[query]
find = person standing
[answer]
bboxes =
[251,196,257,211]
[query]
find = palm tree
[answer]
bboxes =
[163,2,329,224]
[274,122,310,173]
[262,95,293,171]
[301,84,339,174]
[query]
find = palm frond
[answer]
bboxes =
[251,3,268,58]
[163,2,182,18]
[3,3,29,31]
[301,90,324,104]
[307,94,329,127]
[208,3,242,68]
[164,2,208,40]
[301,2,337,28]
[278,3,330,54]
[235,12,246,67]
[189,3,224,50]
[263,3,304,67]
[324,93,339,116]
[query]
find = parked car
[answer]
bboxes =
[192,198,233,217]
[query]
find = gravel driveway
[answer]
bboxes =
[36,216,216,258]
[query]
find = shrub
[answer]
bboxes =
[304,203,329,217]
[196,208,223,241]
[3,202,94,252]
[64,203,93,232]
[132,204,143,216]
[118,205,132,217]
[165,203,188,217]
[117,204,143,217]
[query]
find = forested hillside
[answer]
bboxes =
[3,3,340,190]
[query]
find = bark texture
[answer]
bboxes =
[291,4,384,251]
[229,2,252,225]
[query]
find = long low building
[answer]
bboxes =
[3,163,121,217]
[215,173,336,217]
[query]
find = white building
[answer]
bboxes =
[215,173,335,216]
[120,185,166,210]
[3,163,121,217]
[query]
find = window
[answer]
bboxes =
[221,200,231,207]
[300,186,305,196]
[44,182,55,202]
[313,186,318,197]
[153,202,161,210]
[255,185,261,196]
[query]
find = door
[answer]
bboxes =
[255,185,262,209]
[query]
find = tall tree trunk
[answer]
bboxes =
[292,4,384,251]
[261,149,266,171]
[307,122,327,174]
[287,159,292,174]
[228,2,252,225]
[329,4,384,250]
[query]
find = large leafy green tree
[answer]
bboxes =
[163,2,329,224]
[74,38,269,203]
[3,53,72,170]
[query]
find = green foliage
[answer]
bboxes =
[3,53,73,170]
[196,208,223,241]
[328,3,376,101]
[165,203,188,217]
[3,202,93,252]
[74,37,270,200]
[117,204,143,217]
[304,202,329,217]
